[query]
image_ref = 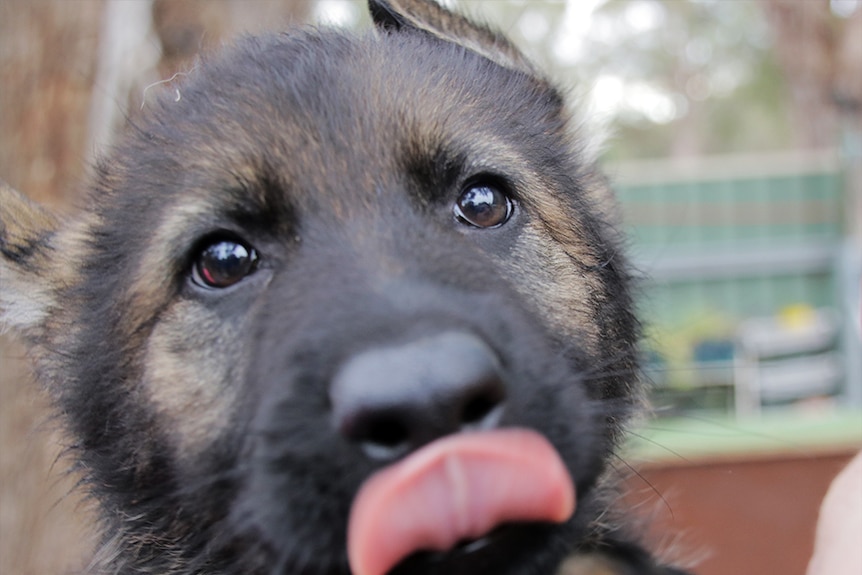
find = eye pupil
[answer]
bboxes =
[194,239,258,288]
[455,183,512,228]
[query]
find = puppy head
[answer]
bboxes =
[0,2,639,574]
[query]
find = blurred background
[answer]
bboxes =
[0,1,859,574]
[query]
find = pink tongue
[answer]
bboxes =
[347,428,575,575]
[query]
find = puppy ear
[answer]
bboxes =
[0,182,60,337]
[368,0,538,76]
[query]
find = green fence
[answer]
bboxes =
[609,151,849,412]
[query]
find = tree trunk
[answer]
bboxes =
[153,0,313,76]
[760,0,842,150]
[0,3,104,573]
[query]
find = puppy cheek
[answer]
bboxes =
[142,301,245,460]
[495,224,602,352]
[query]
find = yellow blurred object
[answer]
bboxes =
[779,304,817,330]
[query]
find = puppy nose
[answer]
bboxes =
[330,331,507,460]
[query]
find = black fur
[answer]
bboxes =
[2,3,691,574]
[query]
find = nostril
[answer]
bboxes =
[339,411,413,460]
[363,413,410,449]
[358,415,410,455]
[460,381,505,427]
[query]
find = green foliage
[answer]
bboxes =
[447,0,796,162]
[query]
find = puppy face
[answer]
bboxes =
[0,2,645,574]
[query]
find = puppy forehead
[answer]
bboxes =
[141,32,549,197]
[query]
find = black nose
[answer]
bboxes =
[330,331,507,460]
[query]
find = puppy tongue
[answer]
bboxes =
[347,428,575,575]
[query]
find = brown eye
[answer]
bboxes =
[454,182,513,228]
[192,239,259,289]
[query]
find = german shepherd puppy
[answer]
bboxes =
[0,1,690,574]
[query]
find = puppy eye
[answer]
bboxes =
[454,181,513,228]
[192,238,259,289]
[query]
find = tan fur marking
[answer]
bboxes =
[0,183,59,333]
[0,265,55,334]
[143,301,243,458]
[499,224,601,350]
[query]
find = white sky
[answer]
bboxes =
[553,0,607,65]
